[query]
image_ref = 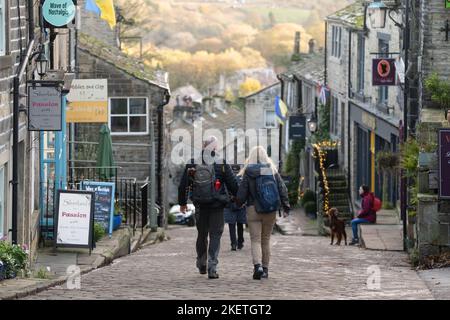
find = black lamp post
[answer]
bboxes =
[35,49,49,78]
[366,0,410,251]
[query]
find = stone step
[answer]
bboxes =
[327,180,347,187]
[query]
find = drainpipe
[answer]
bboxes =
[156,90,170,227]
[11,0,35,244]
[277,75,285,172]
[347,29,353,216]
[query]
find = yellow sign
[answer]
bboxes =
[66,79,108,123]
[67,101,108,123]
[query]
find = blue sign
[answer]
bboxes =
[81,181,115,236]
[42,0,76,28]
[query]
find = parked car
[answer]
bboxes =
[170,204,196,226]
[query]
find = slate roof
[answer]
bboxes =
[284,52,325,85]
[326,0,366,30]
[78,33,169,90]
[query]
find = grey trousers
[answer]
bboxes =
[195,206,224,273]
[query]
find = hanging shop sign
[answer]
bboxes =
[446,0,450,9]
[55,190,95,249]
[81,181,115,236]
[438,129,450,199]
[28,84,62,131]
[66,79,108,123]
[42,0,76,28]
[288,115,306,140]
[372,58,396,86]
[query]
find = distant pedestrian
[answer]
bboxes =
[224,165,247,251]
[349,185,376,245]
[236,146,290,280]
[178,136,238,279]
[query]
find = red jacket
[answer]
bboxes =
[357,192,376,223]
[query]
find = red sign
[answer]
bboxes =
[372,58,396,86]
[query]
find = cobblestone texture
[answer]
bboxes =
[23,225,433,300]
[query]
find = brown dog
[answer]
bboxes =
[329,208,347,245]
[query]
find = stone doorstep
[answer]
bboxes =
[0,226,156,300]
[359,224,404,251]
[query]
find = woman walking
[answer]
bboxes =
[236,146,290,280]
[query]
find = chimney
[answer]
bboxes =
[294,32,301,55]
[308,39,315,54]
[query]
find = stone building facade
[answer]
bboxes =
[244,83,281,165]
[73,5,170,217]
[414,0,450,259]
[326,0,402,210]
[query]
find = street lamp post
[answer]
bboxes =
[367,0,410,251]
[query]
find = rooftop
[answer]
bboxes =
[78,33,169,90]
[326,0,366,29]
[284,52,325,85]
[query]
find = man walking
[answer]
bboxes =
[178,136,238,279]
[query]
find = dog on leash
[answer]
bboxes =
[328,208,347,245]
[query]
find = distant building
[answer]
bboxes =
[244,83,281,166]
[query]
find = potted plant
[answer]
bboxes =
[0,241,28,281]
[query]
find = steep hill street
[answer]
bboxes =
[23,222,433,300]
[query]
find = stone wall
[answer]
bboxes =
[75,49,165,183]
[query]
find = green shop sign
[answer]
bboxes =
[42,0,76,27]
[447,0,450,9]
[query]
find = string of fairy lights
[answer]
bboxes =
[312,141,339,214]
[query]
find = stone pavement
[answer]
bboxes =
[276,208,318,236]
[0,226,158,300]
[359,210,404,251]
[418,268,450,300]
[22,224,434,300]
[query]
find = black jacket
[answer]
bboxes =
[236,163,290,213]
[178,157,238,209]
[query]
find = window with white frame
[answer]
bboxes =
[109,97,148,134]
[0,0,6,56]
[330,95,339,136]
[264,109,277,128]
[331,25,342,58]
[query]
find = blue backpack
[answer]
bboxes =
[254,174,280,213]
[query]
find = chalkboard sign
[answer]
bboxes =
[55,190,95,249]
[81,181,115,236]
[439,129,450,199]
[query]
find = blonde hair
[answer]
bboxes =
[239,146,278,176]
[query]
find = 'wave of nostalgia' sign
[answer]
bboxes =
[42,0,76,28]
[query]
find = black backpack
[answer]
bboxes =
[191,164,230,205]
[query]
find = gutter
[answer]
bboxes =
[11,0,36,244]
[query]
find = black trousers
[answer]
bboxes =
[228,223,244,246]
[195,206,224,273]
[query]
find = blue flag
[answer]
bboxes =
[85,0,101,15]
[275,96,288,125]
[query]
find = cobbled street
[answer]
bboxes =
[23,222,434,300]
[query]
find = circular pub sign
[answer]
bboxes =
[377,59,391,78]
[42,0,76,27]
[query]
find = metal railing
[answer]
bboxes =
[40,166,149,245]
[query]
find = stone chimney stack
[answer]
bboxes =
[294,32,301,55]
[308,39,315,54]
